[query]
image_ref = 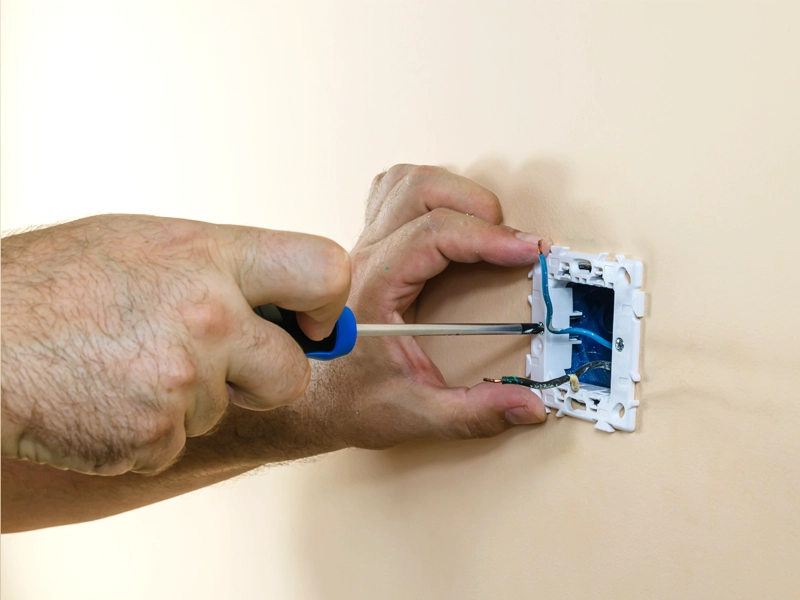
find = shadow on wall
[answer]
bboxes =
[462,157,613,253]
[281,156,611,598]
[461,156,656,290]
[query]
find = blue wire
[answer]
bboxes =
[539,254,613,350]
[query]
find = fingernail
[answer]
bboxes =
[514,232,552,255]
[505,405,546,425]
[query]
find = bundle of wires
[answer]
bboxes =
[538,253,612,349]
[484,360,611,390]
[483,253,613,390]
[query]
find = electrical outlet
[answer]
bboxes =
[526,246,644,432]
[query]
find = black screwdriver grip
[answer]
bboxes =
[253,304,338,354]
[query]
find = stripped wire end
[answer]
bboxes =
[568,374,580,393]
[483,361,611,391]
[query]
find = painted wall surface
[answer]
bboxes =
[2,1,799,598]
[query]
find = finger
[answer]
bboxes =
[130,426,187,475]
[364,164,414,225]
[183,368,233,438]
[435,382,547,440]
[361,165,504,245]
[217,227,351,341]
[380,207,550,286]
[225,308,312,410]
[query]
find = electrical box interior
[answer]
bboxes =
[526,246,645,432]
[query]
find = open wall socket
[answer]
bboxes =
[526,246,644,432]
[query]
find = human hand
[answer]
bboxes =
[1,215,350,475]
[243,165,549,454]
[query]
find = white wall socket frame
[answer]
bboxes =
[526,246,645,432]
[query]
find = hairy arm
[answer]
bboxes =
[1,367,344,532]
[2,165,549,534]
[1,215,350,475]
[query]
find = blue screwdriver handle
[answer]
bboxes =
[253,304,357,361]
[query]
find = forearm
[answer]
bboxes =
[1,166,550,533]
[1,365,349,533]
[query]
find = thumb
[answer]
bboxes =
[217,226,351,341]
[436,382,548,438]
[225,308,312,410]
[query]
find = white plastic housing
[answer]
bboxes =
[526,246,644,432]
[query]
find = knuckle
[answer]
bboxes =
[386,163,417,183]
[421,207,454,232]
[370,170,387,191]
[381,164,420,198]
[316,241,351,299]
[483,190,503,222]
[185,385,229,437]
[183,300,230,340]
[406,164,445,187]
[132,415,187,474]
[366,167,408,211]
[141,414,179,449]
[448,403,506,440]
[162,351,199,393]
[364,173,389,229]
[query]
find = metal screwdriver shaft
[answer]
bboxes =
[255,304,545,360]
[356,322,544,337]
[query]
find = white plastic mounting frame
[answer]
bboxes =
[526,246,645,432]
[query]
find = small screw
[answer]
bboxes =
[615,337,624,352]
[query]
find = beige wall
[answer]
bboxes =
[3,1,800,598]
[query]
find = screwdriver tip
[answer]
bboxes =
[521,322,544,335]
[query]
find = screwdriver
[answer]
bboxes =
[254,304,544,361]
